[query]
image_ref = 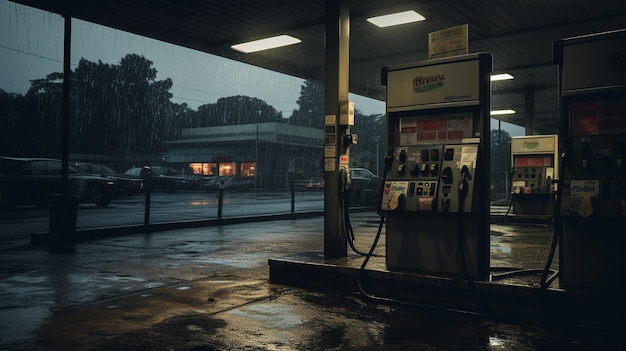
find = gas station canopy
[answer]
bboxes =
[9,0,626,130]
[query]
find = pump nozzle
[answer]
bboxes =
[339,167,349,193]
[384,147,395,171]
[458,178,468,197]
[460,165,472,180]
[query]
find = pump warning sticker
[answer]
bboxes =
[381,181,408,211]
[570,180,599,198]
[567,180,599,215]
[324,158,335,172]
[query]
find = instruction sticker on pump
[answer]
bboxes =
[381,181,408,211]
[459,145,478,174]
[324,146,336,158]
[568,180,599,216]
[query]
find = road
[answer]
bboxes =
[0,190,325,249]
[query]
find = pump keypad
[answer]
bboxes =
[381,144,478,213]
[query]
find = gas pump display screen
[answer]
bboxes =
[570,98,626,136]
[399,113,473,145]
[514,155,553,168]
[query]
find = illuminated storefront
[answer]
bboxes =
[164,122,323,188]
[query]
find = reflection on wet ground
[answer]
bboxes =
[0,212,623,350]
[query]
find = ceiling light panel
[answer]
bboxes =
[231,35,301,53]
[367,10,426,28]
[490,73,514,81]
[490,109,516,116]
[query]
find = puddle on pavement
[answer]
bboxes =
[6,274,49,284]
[188,255,265,268]
[231,303,303,329]
[103,275,147,282]
[491,244,512,253]
[145,282,166,288]
[0,306,50,345]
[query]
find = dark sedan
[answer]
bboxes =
[0,157,116,208]
[73,162,142,195]
[203,176,255,191]
[124,166,186,192]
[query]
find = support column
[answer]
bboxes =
[48,15,77,251]
[323,0,349,258]
[524,85,535,135]
[62,15,71,190]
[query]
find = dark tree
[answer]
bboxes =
[70,54,175,159]
[491,128,512,172]
[1,88,62,157]
[288,80,324,129]
[350,110,385,173]
[195,95,282,127]
[1,53,288,164]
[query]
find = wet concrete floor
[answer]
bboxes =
[0,211,623,350]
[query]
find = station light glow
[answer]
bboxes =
[490,109,516,116]
[367,10,425,28]
[231,35,301,53]
[490,73,514,81]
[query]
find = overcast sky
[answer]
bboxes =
[1,0,525,137]
[0,0,385,118]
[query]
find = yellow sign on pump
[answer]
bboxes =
[428,24,469,60]
[339,101,354,125]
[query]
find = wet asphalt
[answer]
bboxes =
[0,211,623,350]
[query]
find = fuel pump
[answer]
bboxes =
[507,135,559,223]
[554,29,626,292]
[380,53,492,280]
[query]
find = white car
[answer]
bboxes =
[349,167,382,206]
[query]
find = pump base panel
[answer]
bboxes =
[385,213,489,280]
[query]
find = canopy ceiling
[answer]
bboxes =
[10,0,626,131]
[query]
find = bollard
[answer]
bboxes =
[48,193,78,253]
[217,179,225,219]
[144,190,151,226]
[140,165,152,226]
[291,180,295,214]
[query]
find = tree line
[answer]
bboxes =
[0,52,507,177]
[0,53,385,167]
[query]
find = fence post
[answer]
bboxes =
[291,180,295,214]
[217,180,225,219]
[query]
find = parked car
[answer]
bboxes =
[0,156,116,208]
[305,178,325,189]
[73,162,142,195]
[180,173,210,190]
[349,167,383,206]
[203,176,230,192]
[204,176,255,191]
[124,166,187,192]
[225,176,255,190]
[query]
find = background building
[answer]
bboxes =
[164,122,323,188]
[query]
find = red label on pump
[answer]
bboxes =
[515,156,546,167]
[571,100,626,135]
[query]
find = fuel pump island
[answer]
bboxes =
[554,29,626,293]
[381,53,492,280]
[269,29,625,324]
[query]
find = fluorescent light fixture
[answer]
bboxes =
[231,35,301,53]
[367,10,425,28]
[490,109,516,116]
[490,73,514,81]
